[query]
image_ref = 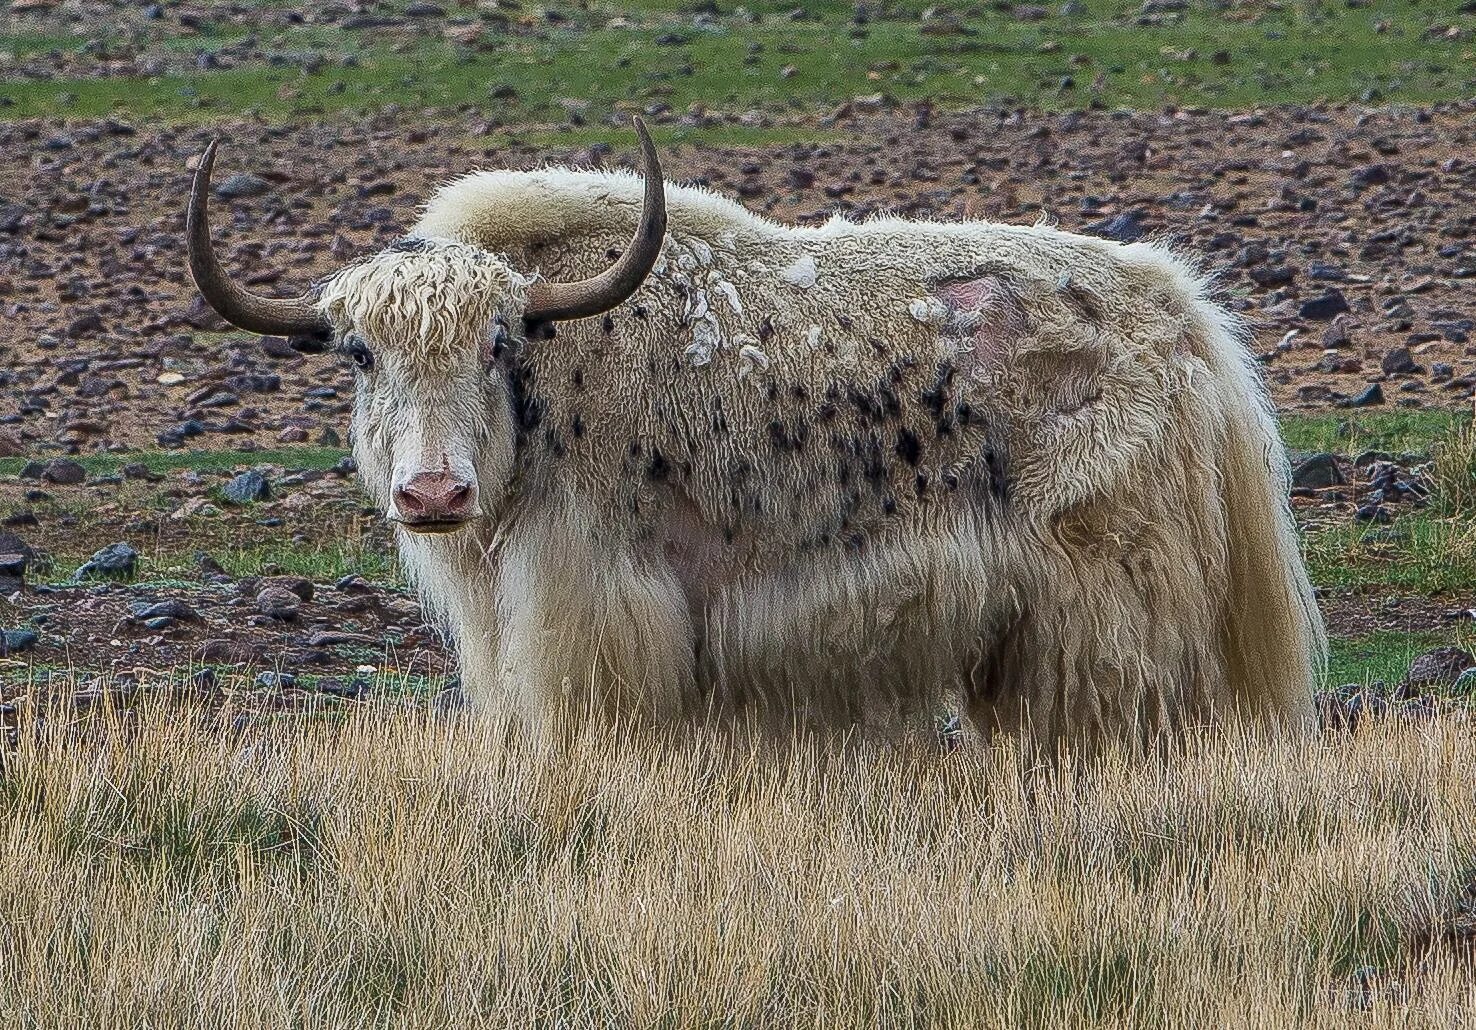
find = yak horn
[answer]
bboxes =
[186,140,332,340]
[522,117,667,323]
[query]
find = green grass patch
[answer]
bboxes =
[2,0,1472,122]
[125,540,396,585]
[1304,512,1476,595]
[1280,410,1464,459]
[491,122,846,151]
[0,446,349,479]
[1325,630,1456,689]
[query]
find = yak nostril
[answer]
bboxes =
[394,487,427,517]
[395,473,475,523]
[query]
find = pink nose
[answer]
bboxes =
[394,471,475,524]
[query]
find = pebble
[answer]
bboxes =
[1380,347,1422,375]
[214,173,271,199]
[1400,647,1476,697]
[1341,383,1385,408]
[1086,210,1146,242]
[128,598,201,623]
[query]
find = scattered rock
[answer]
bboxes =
[214,173,271,199]
[1321,315,1352,349]
[73,542,138,581]
[0,629,37,656]
[40,458,86,485]
[1341,383,1385,408]
[1299,290,1351,321]
[1380,347,1422,375]
[263,576,314,602]
[128,599,202,623]
[1291,452,1345,489]
[221,469,272,505]
[1400,646,1476,697]
[256,586,302,621]
[1085,210,1146,242]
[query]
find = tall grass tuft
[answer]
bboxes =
[2,699,1476,1027]
[1431,415,1476,516]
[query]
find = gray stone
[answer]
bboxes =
[1401,646,1476,697]
[40,458,86,485]
[128,598,201,622]
[214,173,271,199]
[1380,347,1422,375]
[221,469,272,505]
[1291,452,1345,489]
[256,586,302,620]
[0,629,37,656]
[1086,210,1146,242]
[1342,383,1385,408]
[1299,289,1350,321]
[73,542,137,581]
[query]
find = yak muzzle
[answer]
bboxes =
[394,471,477,533]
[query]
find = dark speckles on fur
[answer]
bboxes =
[388,236,436,254]
[847,388,880,422]
[601,315,615,334]
[877,384,901,419]
[570,413,584,439]
[895,428,921,467]
[758,315,775,343]
[921,362,955,418]
[648,449,670,482]
[1062,282,1107,326]
[768,420,808,452]
[983,445,1011,502]
[571,367,584,389]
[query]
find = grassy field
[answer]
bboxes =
[2,0,1473,127]
[6,2,1476,1022]
[2,702,1475,1027]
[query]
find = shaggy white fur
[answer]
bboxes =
[323,165,1324,749]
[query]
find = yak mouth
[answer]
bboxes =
[393,517,478,535]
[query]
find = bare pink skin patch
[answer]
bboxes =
[936,275,1026,369]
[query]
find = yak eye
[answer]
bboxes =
[344,337,375,372]
[487,319,510,363]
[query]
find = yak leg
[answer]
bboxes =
[493,509,693,737]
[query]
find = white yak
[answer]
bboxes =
[185,119,1324,748]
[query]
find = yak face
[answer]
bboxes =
[319,239,526,534]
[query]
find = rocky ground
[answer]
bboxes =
[5,94,1476,729]
[3,101,1476,456]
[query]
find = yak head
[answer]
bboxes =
[183,120,666,535]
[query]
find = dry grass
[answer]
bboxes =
[3,702,1476,1028]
